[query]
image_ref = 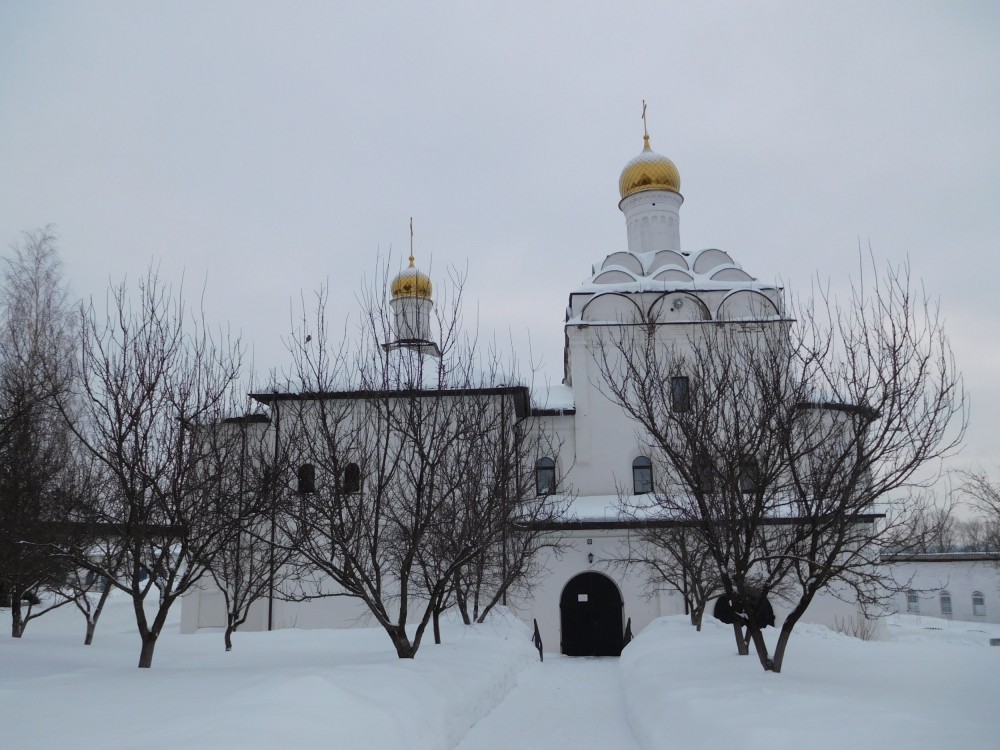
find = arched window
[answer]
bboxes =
[973,591,986,616]
[906,590,919,613]
[939,590,952,616]
[297,463,316,494]
[342,463,362,495]
[535,457,556,496]
[632,456,653,494]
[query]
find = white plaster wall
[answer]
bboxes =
[621,190,683,254]
[886,559,1000,625]
[506,529,670,654]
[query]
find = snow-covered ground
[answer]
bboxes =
[456,655,640,750]
[622,615,1000,750]
[2,594,998,750]
[1,594,535,750]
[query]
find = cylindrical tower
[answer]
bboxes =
[618,132,683,254]
[390,256,433,342]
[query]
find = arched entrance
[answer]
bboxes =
[560,572,624,656]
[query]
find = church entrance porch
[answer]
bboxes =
[560,572,624,656]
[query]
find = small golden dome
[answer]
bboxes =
[619,134,681,199]
[391,257,432,300]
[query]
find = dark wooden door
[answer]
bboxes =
[560,572,624,656]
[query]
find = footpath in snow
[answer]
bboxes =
[456,654,639,750]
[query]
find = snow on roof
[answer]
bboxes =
[531,383,575,412]
[573,247,780,296]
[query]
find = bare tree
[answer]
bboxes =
[424,392,571,635]
[596,258,965,672]
[62,269,243,667]
[960,469,1000,552]
[616,523,723,631]
[272,262,566,658]
[202,405,295,651]
[0,228,79,637]
[770,261,966,671]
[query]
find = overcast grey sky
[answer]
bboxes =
[1,1,997,474]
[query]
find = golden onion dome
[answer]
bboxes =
[390,256,432,300]
[619,134,681,199]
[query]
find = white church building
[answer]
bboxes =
[182,127,877,652]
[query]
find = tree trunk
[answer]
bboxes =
[692,605,704,631]
[731,620,749,655]
[771,605,809,673]
[771,624,794,673]
[432,609,442,645]
[11,598,23,638]
[386,625,416,659]
[224,624,234,652]
[85,585,113,645]
[138,635,158,668]
[455,583,471,626]
[748,627,775,672]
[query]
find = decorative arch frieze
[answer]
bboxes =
[580,293,644,323]
[715,289,780,320]
[648,291,712,322]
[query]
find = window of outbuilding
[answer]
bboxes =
[297,463,316,494]
[906,590,919,613]
[535,457,556,496]
[973,591,986,616]
[632,456,653,494]
[939,590,952,616]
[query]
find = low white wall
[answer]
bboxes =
[885,557,1000,625]
[181,531,890,643]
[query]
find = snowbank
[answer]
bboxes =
[1,596,535,750]
[619,614,999,750]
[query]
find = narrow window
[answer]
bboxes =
[939,590,952,616]
[739,457,760,494]
[973,591,986,616]
[697,454,715,494]
[297,463,316,494]
[342,463,362,495]
[671,376,690,412]
[906,590,919,614]
[632,456,653,494]
[535,457,556,496]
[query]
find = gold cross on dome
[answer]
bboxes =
[409,217,415,267]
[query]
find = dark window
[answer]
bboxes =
[343,463,362,494]
[739,457,760,494]
[297,463,316,494]
[632,456,653,494]
[671,376,690,412]
[535,457,556,495]
[697,455,715,494]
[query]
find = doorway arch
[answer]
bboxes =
[560,572,624,656]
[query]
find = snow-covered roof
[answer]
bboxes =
[575,247,773,294]
[530,383,575,414]
[565,248,787,326]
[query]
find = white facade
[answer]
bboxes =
[885,554,1000,625]
[182,131,877,651]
